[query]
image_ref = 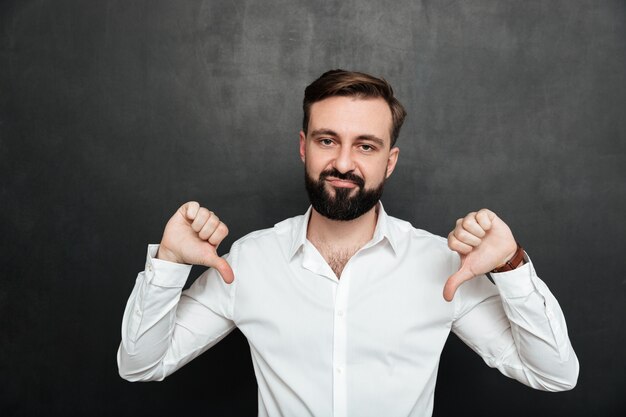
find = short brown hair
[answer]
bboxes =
[302,69,407,147]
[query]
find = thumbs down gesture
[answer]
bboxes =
[443,209,519,302]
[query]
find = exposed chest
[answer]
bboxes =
[312,241,362,278]
[321,247,358,278]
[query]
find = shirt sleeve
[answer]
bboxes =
[451,252,579,391]
[117,244,238,382]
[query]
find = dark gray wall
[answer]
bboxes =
[1,0,625,416]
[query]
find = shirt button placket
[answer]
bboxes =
[332,268,351,417]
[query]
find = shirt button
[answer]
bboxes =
[146,263,152,272]
[336,366,344,374]
[337,310,344,317]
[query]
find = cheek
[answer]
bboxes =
[306,151,333,172]
[304,158,325,178]
[363,159,390,183]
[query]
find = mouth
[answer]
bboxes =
[326,177,359,189]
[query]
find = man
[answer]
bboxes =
[118,70,579,416]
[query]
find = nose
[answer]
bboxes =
[332,144,356,174]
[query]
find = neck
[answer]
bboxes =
[306,203,379,250]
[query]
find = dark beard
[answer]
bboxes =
[304,167,385,221]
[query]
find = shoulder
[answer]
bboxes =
[229,213,304,257]
[386,214,458,269]
[224,214,304,290]
[232,226,279,247]
[387,214,449,248]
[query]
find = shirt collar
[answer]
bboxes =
[287,201,398,260]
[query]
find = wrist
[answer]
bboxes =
[155,245,181,264]
[491,242,525,273]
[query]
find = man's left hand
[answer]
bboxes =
[443,208,518,302]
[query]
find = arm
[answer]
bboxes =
[117,246,236,381]
[451,256,579,391]
[445,209,579,391]
[117,201,237,381]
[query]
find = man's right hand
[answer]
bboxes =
[156,201,235,283]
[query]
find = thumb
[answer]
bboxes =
[443,267,474,302]
[212,257,235,284]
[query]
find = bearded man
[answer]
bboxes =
[117,70,579,417]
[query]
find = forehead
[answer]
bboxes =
[308,96,393,144]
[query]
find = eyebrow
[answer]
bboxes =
[310,129,386,148]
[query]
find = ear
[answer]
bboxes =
[385,146,400,178]
[299,130,306,163]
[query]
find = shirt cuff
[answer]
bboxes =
[490,252,537,299]
[145,244,192,288]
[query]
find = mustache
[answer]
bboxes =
[319,168,365,188]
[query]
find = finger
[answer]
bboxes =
[461,214,486,238]
[475,208,495,231]
[181,201,200,221]
[449,230,479,252]
[453,227,482,247]
[191,208,212,232]
[208,222,229,247]
[198,214,220,240]
[443,267,474,302]
[213,257,235,284]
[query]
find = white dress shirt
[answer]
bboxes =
[117,203,579,417]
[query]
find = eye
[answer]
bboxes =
[319,138,334,146]
[359,144,375,152]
